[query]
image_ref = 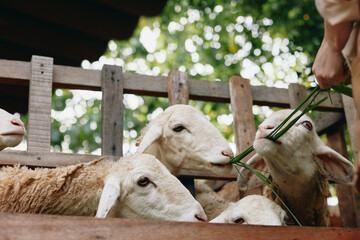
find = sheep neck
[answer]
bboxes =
[269,172,330,226]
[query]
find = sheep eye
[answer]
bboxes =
[234,217,245,224]
[137,176,150,187]
[301,121,313,131]
[173,125,185,132]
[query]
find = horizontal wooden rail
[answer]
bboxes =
[0,150,237,180]
[0,59,343,111]
[0,213,359,240]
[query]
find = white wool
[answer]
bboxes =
[0,153,207,222]
[136,104,234,175]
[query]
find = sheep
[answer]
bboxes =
[136,104,234,176]
[0,153,207,222]
[0,108,25,151]
[195,181,286,225]
[210,195,287,225]
[195,181,229,220]
[237,109,354,226]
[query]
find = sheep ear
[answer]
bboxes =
[95,176,121,218]
[136,123,162,153]
[314,145,354,184]
[237,153,269,191]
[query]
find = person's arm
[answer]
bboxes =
[312,20,353,89]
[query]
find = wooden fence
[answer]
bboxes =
[0,55,359,239]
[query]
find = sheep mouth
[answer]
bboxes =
[1,132,25,137]
[208,162,233,169]
[258,137,282,145]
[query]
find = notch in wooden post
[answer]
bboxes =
[101,65,124,157]
[168,69,189,105]
[27,55,53,152]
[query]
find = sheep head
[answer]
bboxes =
[96,153,207,222]
[136,105,234,175]
[210,195,287,225]
[238,109,353,191]
[0,108,25,151]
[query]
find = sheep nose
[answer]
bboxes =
[11,118,24,127]
[259,125,274,131]
[195,213,207,222]
[222,151,234,158]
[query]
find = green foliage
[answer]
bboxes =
[51,0,327,154]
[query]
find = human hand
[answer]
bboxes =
[312,39,349,89]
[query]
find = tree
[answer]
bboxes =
[51,0,325,155]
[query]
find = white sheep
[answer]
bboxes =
[136,104,234,175]
[0,108,25,151]
[238,109,354,226]
[0,153,207,222]
[195,181,286,225]
[210,195,287,225]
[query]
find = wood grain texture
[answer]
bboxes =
[101,65,123,156]
[0,59,344,110]
[327,126,359,228]
[0,213,359,240]
[342,95,358,160]
[229,76,261,196]
[229,76,256,158]
[27,56,53,152]
[167,69,189,105]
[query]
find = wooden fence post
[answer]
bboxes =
[27,55,53,152]
[101,65,124,157]
[342,94,360,227]
[229,76,260,197]
[167,69,195,196]
[289,84,359,228]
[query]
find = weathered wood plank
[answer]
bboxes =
[0,213,359,240]
[101,65,124,157]
[342,95,358,160]
[314,112,345,136]
[327,125,359,228]
[0,59,344,110]
[27,56,53,152]
[167,69,189,105]
[229,76,261,196]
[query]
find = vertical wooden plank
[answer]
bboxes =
[327,126,359,228]
[27,55,53,152]
[342,95,360,194]
[168,69,189,105]
[167,69,194,195]
[288,84,308,111]
[230,76,260,196]
[101,65,123,157]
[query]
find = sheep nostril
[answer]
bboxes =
[11,119,23,127]
[221,151,234,158]
[195,214,206,222]
[264,125,274,130]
